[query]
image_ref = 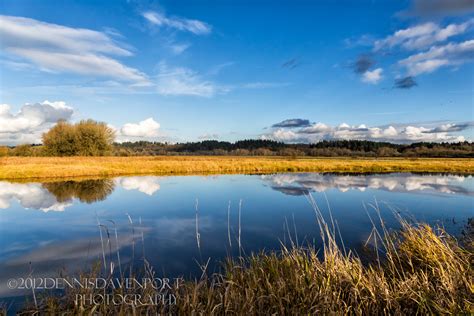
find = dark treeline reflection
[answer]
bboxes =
[42,179,115,203]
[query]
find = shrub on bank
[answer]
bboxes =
[42,120,115,156]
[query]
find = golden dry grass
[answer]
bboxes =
[1,156,473,180]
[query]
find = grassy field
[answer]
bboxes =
[1,156,473,180]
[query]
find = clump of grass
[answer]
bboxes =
[172,221,472,315]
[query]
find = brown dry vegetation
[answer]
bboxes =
[1,156,473,180]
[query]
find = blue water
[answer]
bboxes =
[0,173,472,302]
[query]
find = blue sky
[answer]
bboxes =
[0,0,473,144]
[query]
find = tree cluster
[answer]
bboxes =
[41,120,115,156]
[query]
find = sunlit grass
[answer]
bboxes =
[172,221,472,315]
[1,156,473,180]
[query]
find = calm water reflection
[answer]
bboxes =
[0,173,472,299]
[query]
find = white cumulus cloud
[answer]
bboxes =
[120,118,161,138]
[0,100,74,145]
[362,68,383,84]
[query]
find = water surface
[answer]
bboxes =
[0,173,472,301]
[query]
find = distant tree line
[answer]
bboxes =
[1,120,472,157]
[113,139,474,158]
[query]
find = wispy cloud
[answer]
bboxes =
[0,15,132,56]
[9,48,150,84]
[155,62,220,97]
[423,122,474,133]
[399,39,474,75]
[374,19,473,51]
[0,59,35,71]
[207,62,235,75]
[169,43,191,54]
[142,11,211,35]
[349,17,474,86]
[343,34,375,48]
[242,82,291,89]
[0,15,149,85]
[198,133,219,140]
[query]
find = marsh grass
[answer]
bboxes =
[10,202,474,315]
[1,156,473,180]
[170,209,473,315]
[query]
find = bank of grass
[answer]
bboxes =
[16,217,473,315]
[174,222,473,315]
[1,156,473,180]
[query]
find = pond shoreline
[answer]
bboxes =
[1,156,473,180]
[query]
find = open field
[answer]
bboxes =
[1,156,473,180]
